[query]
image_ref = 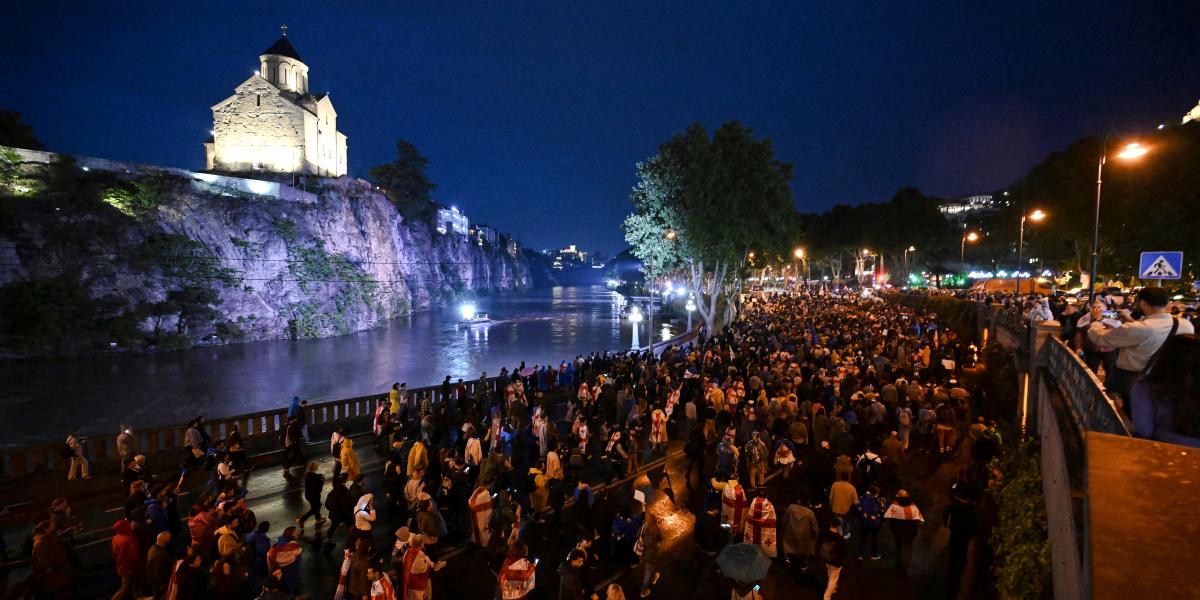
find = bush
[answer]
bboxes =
[990,438,1052,600]
[977,342,1019,423]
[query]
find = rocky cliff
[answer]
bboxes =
[0,148,530,356]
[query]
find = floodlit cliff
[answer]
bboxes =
[0,148,529,356]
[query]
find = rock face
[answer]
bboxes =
[0,151,529,356]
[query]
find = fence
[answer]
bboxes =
[0,377,500,481]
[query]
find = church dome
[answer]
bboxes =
[263,35,303,62]
[259,33,308,94]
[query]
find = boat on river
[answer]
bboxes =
[458,313,492,327]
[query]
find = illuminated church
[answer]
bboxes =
[204,30,348,177]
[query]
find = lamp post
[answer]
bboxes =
[629,304,642,350]
[794,248,805,289]
[1016,209,1046,296]
[903,246,916,285]
[686,295,696,331]
[959,230,979,279]
[647,228,676,348]
[1089,139,1150,303]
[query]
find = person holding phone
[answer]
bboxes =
[1074,301,1119,375]
[1087,287,1195,402]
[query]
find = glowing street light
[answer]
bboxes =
[629,304,643,350]
[960,229,980,277]
[794,248,804,259]
[1016,209,1048,295]
[1090,138,1151,302]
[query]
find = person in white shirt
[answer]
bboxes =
[1087,287,1194,399]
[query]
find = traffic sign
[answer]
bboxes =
[1139,251,1183,280]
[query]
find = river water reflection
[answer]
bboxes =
[0,286,677,446]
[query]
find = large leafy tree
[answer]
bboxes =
[623,122,796,331]
[369,139,436,217]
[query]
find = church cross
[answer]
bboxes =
[280,24,288,36]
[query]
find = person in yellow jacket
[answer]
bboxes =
[389,383,402,415]
[340,437,361,482]
[407,439,428,477]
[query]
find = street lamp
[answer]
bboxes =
[1089,139,1150,303]
[959,230,979,278]
[647,228,677,346]
[629,304,643,350]
[1015,209,1046,296]
[903,246,916,284]
[685,294,696,331]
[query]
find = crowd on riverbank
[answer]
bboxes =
[13,289,1004,600]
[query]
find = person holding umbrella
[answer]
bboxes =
[717,543,771,598]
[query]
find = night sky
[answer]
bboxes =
[3,2,1198,254]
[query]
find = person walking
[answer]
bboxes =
[399,535,445,600]
[637,507,662,598]
[855,485,885,560]
[145,531,173,599]
[884,489,924,577]
[266,526,303,595]
[943,491,978,598]
[817,522,850,600]
[297,462,327,530]
[324,475,355,548]
[780,500,820,572]
[65,428,88,480]
[341,436,361,482]
[110,518,143,600]
[828,471,858,539]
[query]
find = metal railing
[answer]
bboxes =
[0,377,501,480]
[1039,337,1131,436]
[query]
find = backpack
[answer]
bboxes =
[748,441,766,465]
[716,442,735,473]
[899,410,912,427]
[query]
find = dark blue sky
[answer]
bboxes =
[3,2,1198,254]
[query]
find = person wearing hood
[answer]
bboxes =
[145,531,174,598]
[557,548,590,600]
[884,489,924,577]
[244,521,271,592]
[407,437,429,477]
[780,500,820,572]
[215,515,241,560]
[340,436,361,482]
[111,518,143,599]
[266,526,303,595]
[352,493,377,550]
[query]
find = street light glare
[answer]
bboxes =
[664,229,677,240]
[966,232,979,242]
[908,246,916,252]
[1029,209,1046,222]
[794,248,804,258]
[1116,142,1149,160]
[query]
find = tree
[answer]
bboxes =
[624,122,796,332]
[369,139,436,217]
[167,286,221,335]
[0,110,43,150]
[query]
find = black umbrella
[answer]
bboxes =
[717,543,771,583]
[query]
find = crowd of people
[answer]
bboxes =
[18,289,1005,600]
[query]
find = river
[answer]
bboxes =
[0,286,681,447]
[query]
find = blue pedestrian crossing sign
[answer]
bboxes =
[1139,251,1183,280]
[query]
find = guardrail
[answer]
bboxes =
[1040,336,1131,436]
[0,377,501,481]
